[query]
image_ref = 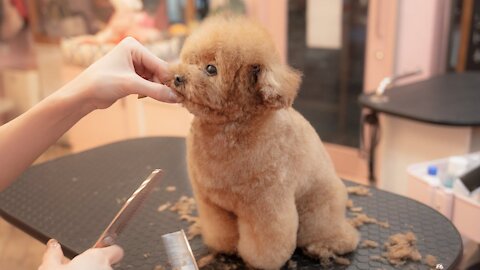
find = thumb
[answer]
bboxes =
[97,245,124,265]
[40,239,64,268]
[129,76,182,103]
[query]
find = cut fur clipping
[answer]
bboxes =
[383,232,422,266]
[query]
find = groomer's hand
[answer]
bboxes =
[0,37,181,192]
[38,239,123,270]
[67,36,181,112]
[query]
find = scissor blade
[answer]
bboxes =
[93,169,163,248]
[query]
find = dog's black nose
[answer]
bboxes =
[174,75,185,86]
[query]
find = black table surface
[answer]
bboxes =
[0,137,463,269]
[359,72,480,126]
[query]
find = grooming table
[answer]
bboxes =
[0,137,462,269]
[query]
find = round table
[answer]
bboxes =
[0,137,463,269]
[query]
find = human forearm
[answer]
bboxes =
[0,82,92,190]
[0,37,179,192]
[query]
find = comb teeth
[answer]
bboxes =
[113,177,152,234]
[93,169,163,248]
[110,170,162,235]
[161,230,199,270]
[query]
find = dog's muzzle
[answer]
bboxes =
[174,75,185,87]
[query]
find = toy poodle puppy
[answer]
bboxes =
[168,16,359,269]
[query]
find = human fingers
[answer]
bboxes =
[121,37,171,83]
[128,75,182,103]
[95,245,124,265]
[39,239,64,269]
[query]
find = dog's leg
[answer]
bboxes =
[196,192,239,254]
[296,179,359,259]
[237,195,298,270]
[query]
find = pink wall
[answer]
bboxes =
[394,0,451,86]
[244,0,288,63]
[363,0,399,92]
[363,0,451,91]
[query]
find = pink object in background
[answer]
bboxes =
[137,12,156,28]
[88,0,162,44]
[363,0,398,92]
[154,0,169,32]
[244,0,288,63]
[394,0,451,86]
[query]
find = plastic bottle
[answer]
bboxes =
[442,157,468,188]
[423,165,440,206]
[425,165,439,185]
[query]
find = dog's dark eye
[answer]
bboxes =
[206,65,217,76]
[252,65,261,76]
[252,64,261,83]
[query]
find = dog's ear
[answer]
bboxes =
[253,64,301,109]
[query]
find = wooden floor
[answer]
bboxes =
[0,144,71,269]
[0,219,45,269]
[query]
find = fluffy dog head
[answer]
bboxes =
[169,16,301,122]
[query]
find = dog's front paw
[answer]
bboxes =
[239,249,289,270]
[333,222,360,254]
[203,233,238,254]
[238,236,295,270]
[304,222,359,259]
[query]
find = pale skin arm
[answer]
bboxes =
[0,37,181,270]
[0,37,180,191]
